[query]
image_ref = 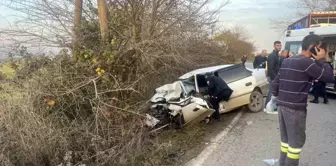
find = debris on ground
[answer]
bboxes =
[144,113,160,127]
[263,158,279,166]
[265,96,278,113]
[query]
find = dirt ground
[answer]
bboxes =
[152,107,243,166]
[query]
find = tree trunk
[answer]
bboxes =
[97,0,109,40]
[73,0,83,46]
[73,0,83,59]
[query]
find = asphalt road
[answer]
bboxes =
[245,62,253,69]
[201,94,336,166]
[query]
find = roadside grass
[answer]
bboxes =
[0,82,23,100]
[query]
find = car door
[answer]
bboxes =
[214,64,256,113]
[179,77,214,124]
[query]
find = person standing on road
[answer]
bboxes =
[272,34,334,166]
[241,55,247,65]
[310,79,328,104]
[310,50,331,104]
[253,49,267,69]
[205,72,233,121]
[265,41,282,113]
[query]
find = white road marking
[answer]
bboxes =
[184,110,244,166]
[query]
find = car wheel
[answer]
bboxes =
[248,90,264,112]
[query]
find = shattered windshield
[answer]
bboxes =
[181,79,196,96]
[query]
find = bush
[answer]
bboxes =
[0,54,152,165]
[0,25,255,166]
[0,46,225,165]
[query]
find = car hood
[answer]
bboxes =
[150,81,182,102]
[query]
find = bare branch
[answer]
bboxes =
[270,0,335,30]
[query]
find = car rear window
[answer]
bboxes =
[215,64,252,83]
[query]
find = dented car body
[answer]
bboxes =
[149,64,268,128]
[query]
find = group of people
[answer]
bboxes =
[253,48,295,70]
[259,35,334,166]
[253,41,330,112]
[203,35,334,166]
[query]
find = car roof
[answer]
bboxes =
[179,64,233,80]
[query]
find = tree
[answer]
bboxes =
[214,27,255,63]
[0,0,75,48]
[0,0,240,79]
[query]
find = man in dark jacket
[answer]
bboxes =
[310,51,333,104]
[265,41,282,112]
[279,49,289,67]
[272,34,334,166]
[310,79,328,104]
[253,49,267,69]
[205,72,233,120]
[241,55,247,65]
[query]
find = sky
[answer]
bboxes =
[0,0,302,57]
[0,5,18,58]
[0,5,13,27]
[214,0,297,53]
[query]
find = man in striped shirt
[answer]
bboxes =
[272,34,334,166]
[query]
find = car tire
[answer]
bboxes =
[248,90,264,112]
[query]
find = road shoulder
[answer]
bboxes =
[183,109,244,166]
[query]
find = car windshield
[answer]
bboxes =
[181,79,196,96]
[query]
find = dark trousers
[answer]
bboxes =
[312,81,327,102]
[265,77,272,108]
[278,106,307,166]
[209,90,232,119]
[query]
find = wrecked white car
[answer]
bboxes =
[149,64,268,128]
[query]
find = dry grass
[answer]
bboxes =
[0,55,146,166]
